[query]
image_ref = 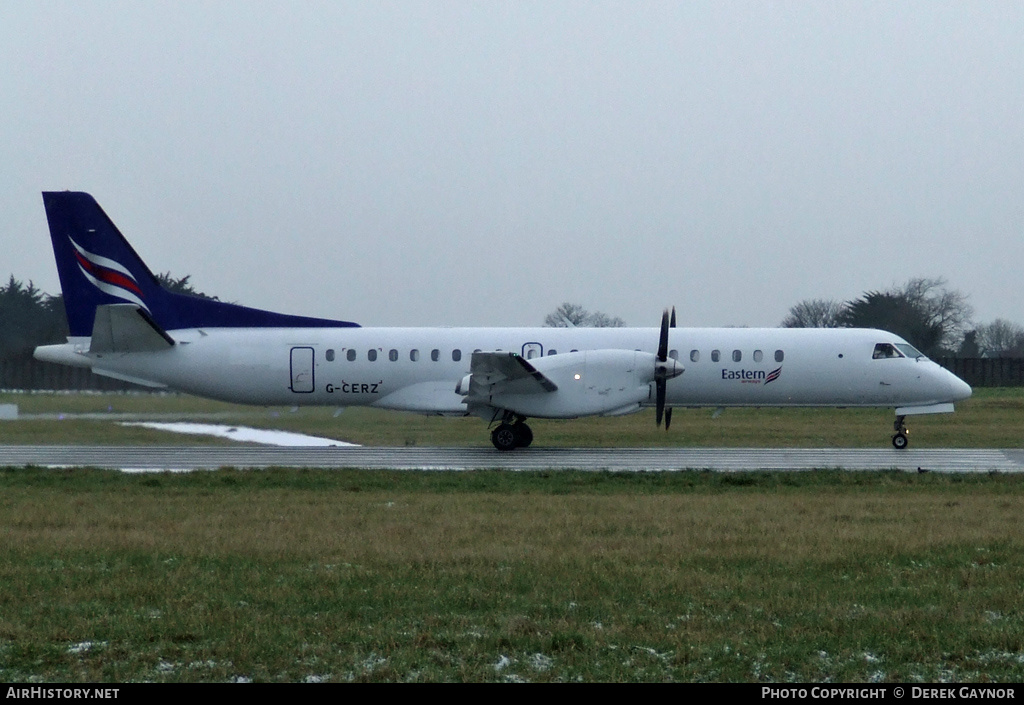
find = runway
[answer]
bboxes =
[2,445,1023,472]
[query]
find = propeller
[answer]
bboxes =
[666,307,676,429]
[655,307,682,428]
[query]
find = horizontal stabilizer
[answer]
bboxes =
[90,304,175,353]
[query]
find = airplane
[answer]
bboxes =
[33,191,973,450]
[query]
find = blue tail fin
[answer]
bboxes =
[42,192,359,336]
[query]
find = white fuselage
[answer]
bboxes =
[36,325,973,418]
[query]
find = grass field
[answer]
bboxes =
[1,387,1022,447]
[3,469,1024,682]
[2,389,1023,682]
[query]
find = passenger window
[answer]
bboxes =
[732,350,742,362]
[775,350,784,363]
[389,349,399,362]
[452,349,462,362]
[325,349,335,362]
[753,350,763,363]
[368,349,378,362]
[347,349,356,362]
[431,349,440,362]
[690,350,700,363]
[711,349,720,362]
[549,349,557,356]
[669,349,678,360]
[410,349,420,362]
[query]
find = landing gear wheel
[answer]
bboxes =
[491,424,519,451]
[891,415,909,449]
[514,422,533,448]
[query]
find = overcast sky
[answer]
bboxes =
[2,1,1022,329]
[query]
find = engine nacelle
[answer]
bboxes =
[489,349,674,419]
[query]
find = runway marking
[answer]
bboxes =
[1,446,1021,473]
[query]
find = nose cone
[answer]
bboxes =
[949,372,972,402]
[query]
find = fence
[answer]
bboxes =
[937,358,1024,388]
[0,355,141,392]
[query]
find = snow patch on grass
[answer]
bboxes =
[120,422,357,447]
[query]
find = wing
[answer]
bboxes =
[462,351,558,410]
[459,349,667,421]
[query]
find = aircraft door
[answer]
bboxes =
[290,346,315,393]
[522,342,544,360]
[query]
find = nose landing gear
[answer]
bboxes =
[892,415,909,449]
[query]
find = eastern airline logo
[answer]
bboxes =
[722,366,783,385]
[69,236,150,312]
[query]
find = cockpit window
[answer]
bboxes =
[872,343,904,359]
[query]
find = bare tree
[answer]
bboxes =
[842,290,944,355]
[544,303,625,327]
[975,319,1024,357]
[898,277,973,350]
[584,311,626,328]
[840,277,973,356]
[544,302,589,327]
[781,299,846,328]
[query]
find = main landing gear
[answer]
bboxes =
[892,415,909,449]
[490,419,533,451]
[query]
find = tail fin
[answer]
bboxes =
[42,192,359,336]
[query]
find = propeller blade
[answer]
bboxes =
[658,308,670,362]
[655,306,679,429]
[656,379,666,427]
